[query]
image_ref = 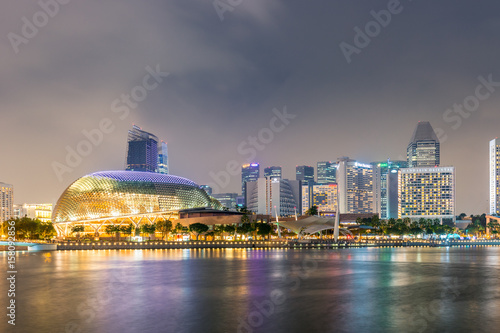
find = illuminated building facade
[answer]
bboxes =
[13,203,53,222]
[52,171,222,236]
[337,157,374,214]
[372,160,408,219]
[407,121,440,167]
[302,184,338,215]
[490,138,500,215]
[200,185,213,196]
[242,163,260,199]
[398,167,455,222]
[264,166,282,180]
[246,178,301,217]
[0,182,13,222]
[317,161,336,185]
[126,125,159,172]
[157,140,169,174]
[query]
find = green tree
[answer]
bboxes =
[39,222,56,240]
[257,223,272,239]
[104,225,121,241]
[120,224,133,241]
[224,225,236,239]
[141,224,157,240]
[306,205,318,216]
[236,222,255,240]
[213,225,224,240]
[156,219,173,240]
[71,225,85,241]
[17,217,39,240]
[189,223,209,240]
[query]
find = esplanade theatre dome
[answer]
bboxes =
[53,171,222,223]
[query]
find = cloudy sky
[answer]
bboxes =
[1,0,500,214]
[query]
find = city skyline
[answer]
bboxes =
[1,1,500,214]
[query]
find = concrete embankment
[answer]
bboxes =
[57,240,286,250]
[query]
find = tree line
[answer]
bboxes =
[1,217,56,240]
[70,219,275,241]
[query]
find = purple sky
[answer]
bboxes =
[1,0,500,214]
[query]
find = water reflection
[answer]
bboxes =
[1,247,500,332]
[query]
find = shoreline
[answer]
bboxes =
[4,239,500,251]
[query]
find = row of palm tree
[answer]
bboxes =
[70,219,275,241]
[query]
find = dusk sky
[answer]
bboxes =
[1,0,500,214]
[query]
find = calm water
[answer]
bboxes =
[2,247,500,333]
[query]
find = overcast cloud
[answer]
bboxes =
[1,0,500,214]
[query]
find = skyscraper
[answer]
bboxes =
[302,184,338,215]
[490,138,500,215]
[317,161,336,185]
[0,182,13,223]
[407,121,440,167]
[199,185,213,196]
[157,140,169,174]
[398,167,455,222]
[372,160,408,219]
[264,166,282,180]
[126,125,159,172]
[336,157,374,214]
[246,178,301,217]
[212,192,238,210]
[242,163,260,199]
[296,165,315,186]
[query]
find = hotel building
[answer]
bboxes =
[302,184,338,215]
[398,167,455,222]
[0,182,13,222]
[490,138,500,215]
[246,178,301,217]
[337,157,374,214]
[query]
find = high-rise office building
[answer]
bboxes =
[296,165,315,186]
[337,157,374,214]
[302,184,338,215]
[372,160,408,219]
[242,163,260,199]
[317,161,337,185]
[212,192,239,210]
[490,138,500,215]
[398,167,455,222]
[246,178,301,217]
[157,140,169,174]
[407,121,440,167]
[0,182,13,222]
[264,166,282,180]
[199,185,213,196]
[126,125,159,172]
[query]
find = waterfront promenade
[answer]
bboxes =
[51,239,500,250]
